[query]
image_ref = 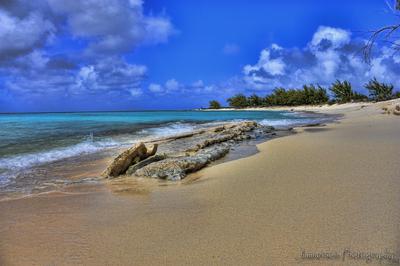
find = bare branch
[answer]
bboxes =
[363,0,400,62]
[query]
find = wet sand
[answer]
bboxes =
[1,101,400,265]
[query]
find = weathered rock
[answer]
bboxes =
[125,154,166,175]
[102,121,274,180]
[262,126,275,133]
[102,142,147,178]
[213,126,225,132]
[186,133,237,152]
[394,105,400,116]
[303,123,322,127]
[134,144,230,180]
[185,121,258,153]
[145,143,158,157]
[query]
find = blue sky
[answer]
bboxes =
[0,0,399,112]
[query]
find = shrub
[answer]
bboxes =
[264,85,328,106]
[227,94,248,108]
[329,80,353,103]
[365,78,394,102]
[247,94,264,107]
[303,84,329,105]
[208,100,221,109]
[329,80,367,103]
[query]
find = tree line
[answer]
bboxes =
[209,78,400,109]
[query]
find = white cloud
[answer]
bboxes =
[310,26,351,49]
[0,0,175,60]
[0,0,175,103]
[192,80,204,87]
[5,56,147,97]
[148,83,164,93]
[47,0,175,54]
[75,58,147,92]
[148,79,183,94]
[146,78,222,96]
[243,46,286,77]
[242,26,400,93]
[0,9,54,59]
[165,79,180,92]
[129,88,143,97]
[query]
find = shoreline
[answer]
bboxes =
[0,111,333,200]
[198,100,391,113]
[1,99,399,265]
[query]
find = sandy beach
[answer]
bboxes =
[1,100,400,265]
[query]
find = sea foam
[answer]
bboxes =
[0,138,119,171]
[139,122,197,137]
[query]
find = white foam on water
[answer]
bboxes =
[0,174,10,188]
[0,122,200,177]
[0,122,200,182]
[0,117,324,187]
[281,111,304,117]
[139,122,197,137]
[259,118,321,127]
[0,138,119,172]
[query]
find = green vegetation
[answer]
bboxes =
[264,85,329,106]
[365,78,394,102]
[211,78,397,109]
[247,94,263,107]
[208,100,221,109]
[329,80,368,103]
[227,94,248,108]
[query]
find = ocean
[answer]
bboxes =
[0,110,329,196]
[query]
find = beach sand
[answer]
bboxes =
[1,100,400,265]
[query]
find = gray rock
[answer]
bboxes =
[102,121,277,180]
[134,144,230,180]
[145,143,158,157]
[125,154,166,175]
[102,142,148,178]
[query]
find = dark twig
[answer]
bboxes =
[363,0,400,62]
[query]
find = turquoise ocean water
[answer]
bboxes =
[0,110,329,191]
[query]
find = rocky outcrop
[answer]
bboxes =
[102,142,153,178]
[382,104,400,115]
[145,144,158,157]
[125,154,166,175]
[133,144,230,180]
[103,121,278,180]
[394,105,400,116]
[186,121,258,153]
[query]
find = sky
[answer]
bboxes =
[0,0,399,112]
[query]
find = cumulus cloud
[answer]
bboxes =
[148,79,183,94]
[0,0,175,103]
[310,26,351,49]
[5,55,147,98]
[0,9,54,60]
[0,0,175,59]
[165,79,180,92]
[146,78,223,97]
[129,88,143,97]
[75,58,146,92]
[47,0,174,55]
[242,26,400,92]
[243,45,286,78]
[148,83,164,93]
